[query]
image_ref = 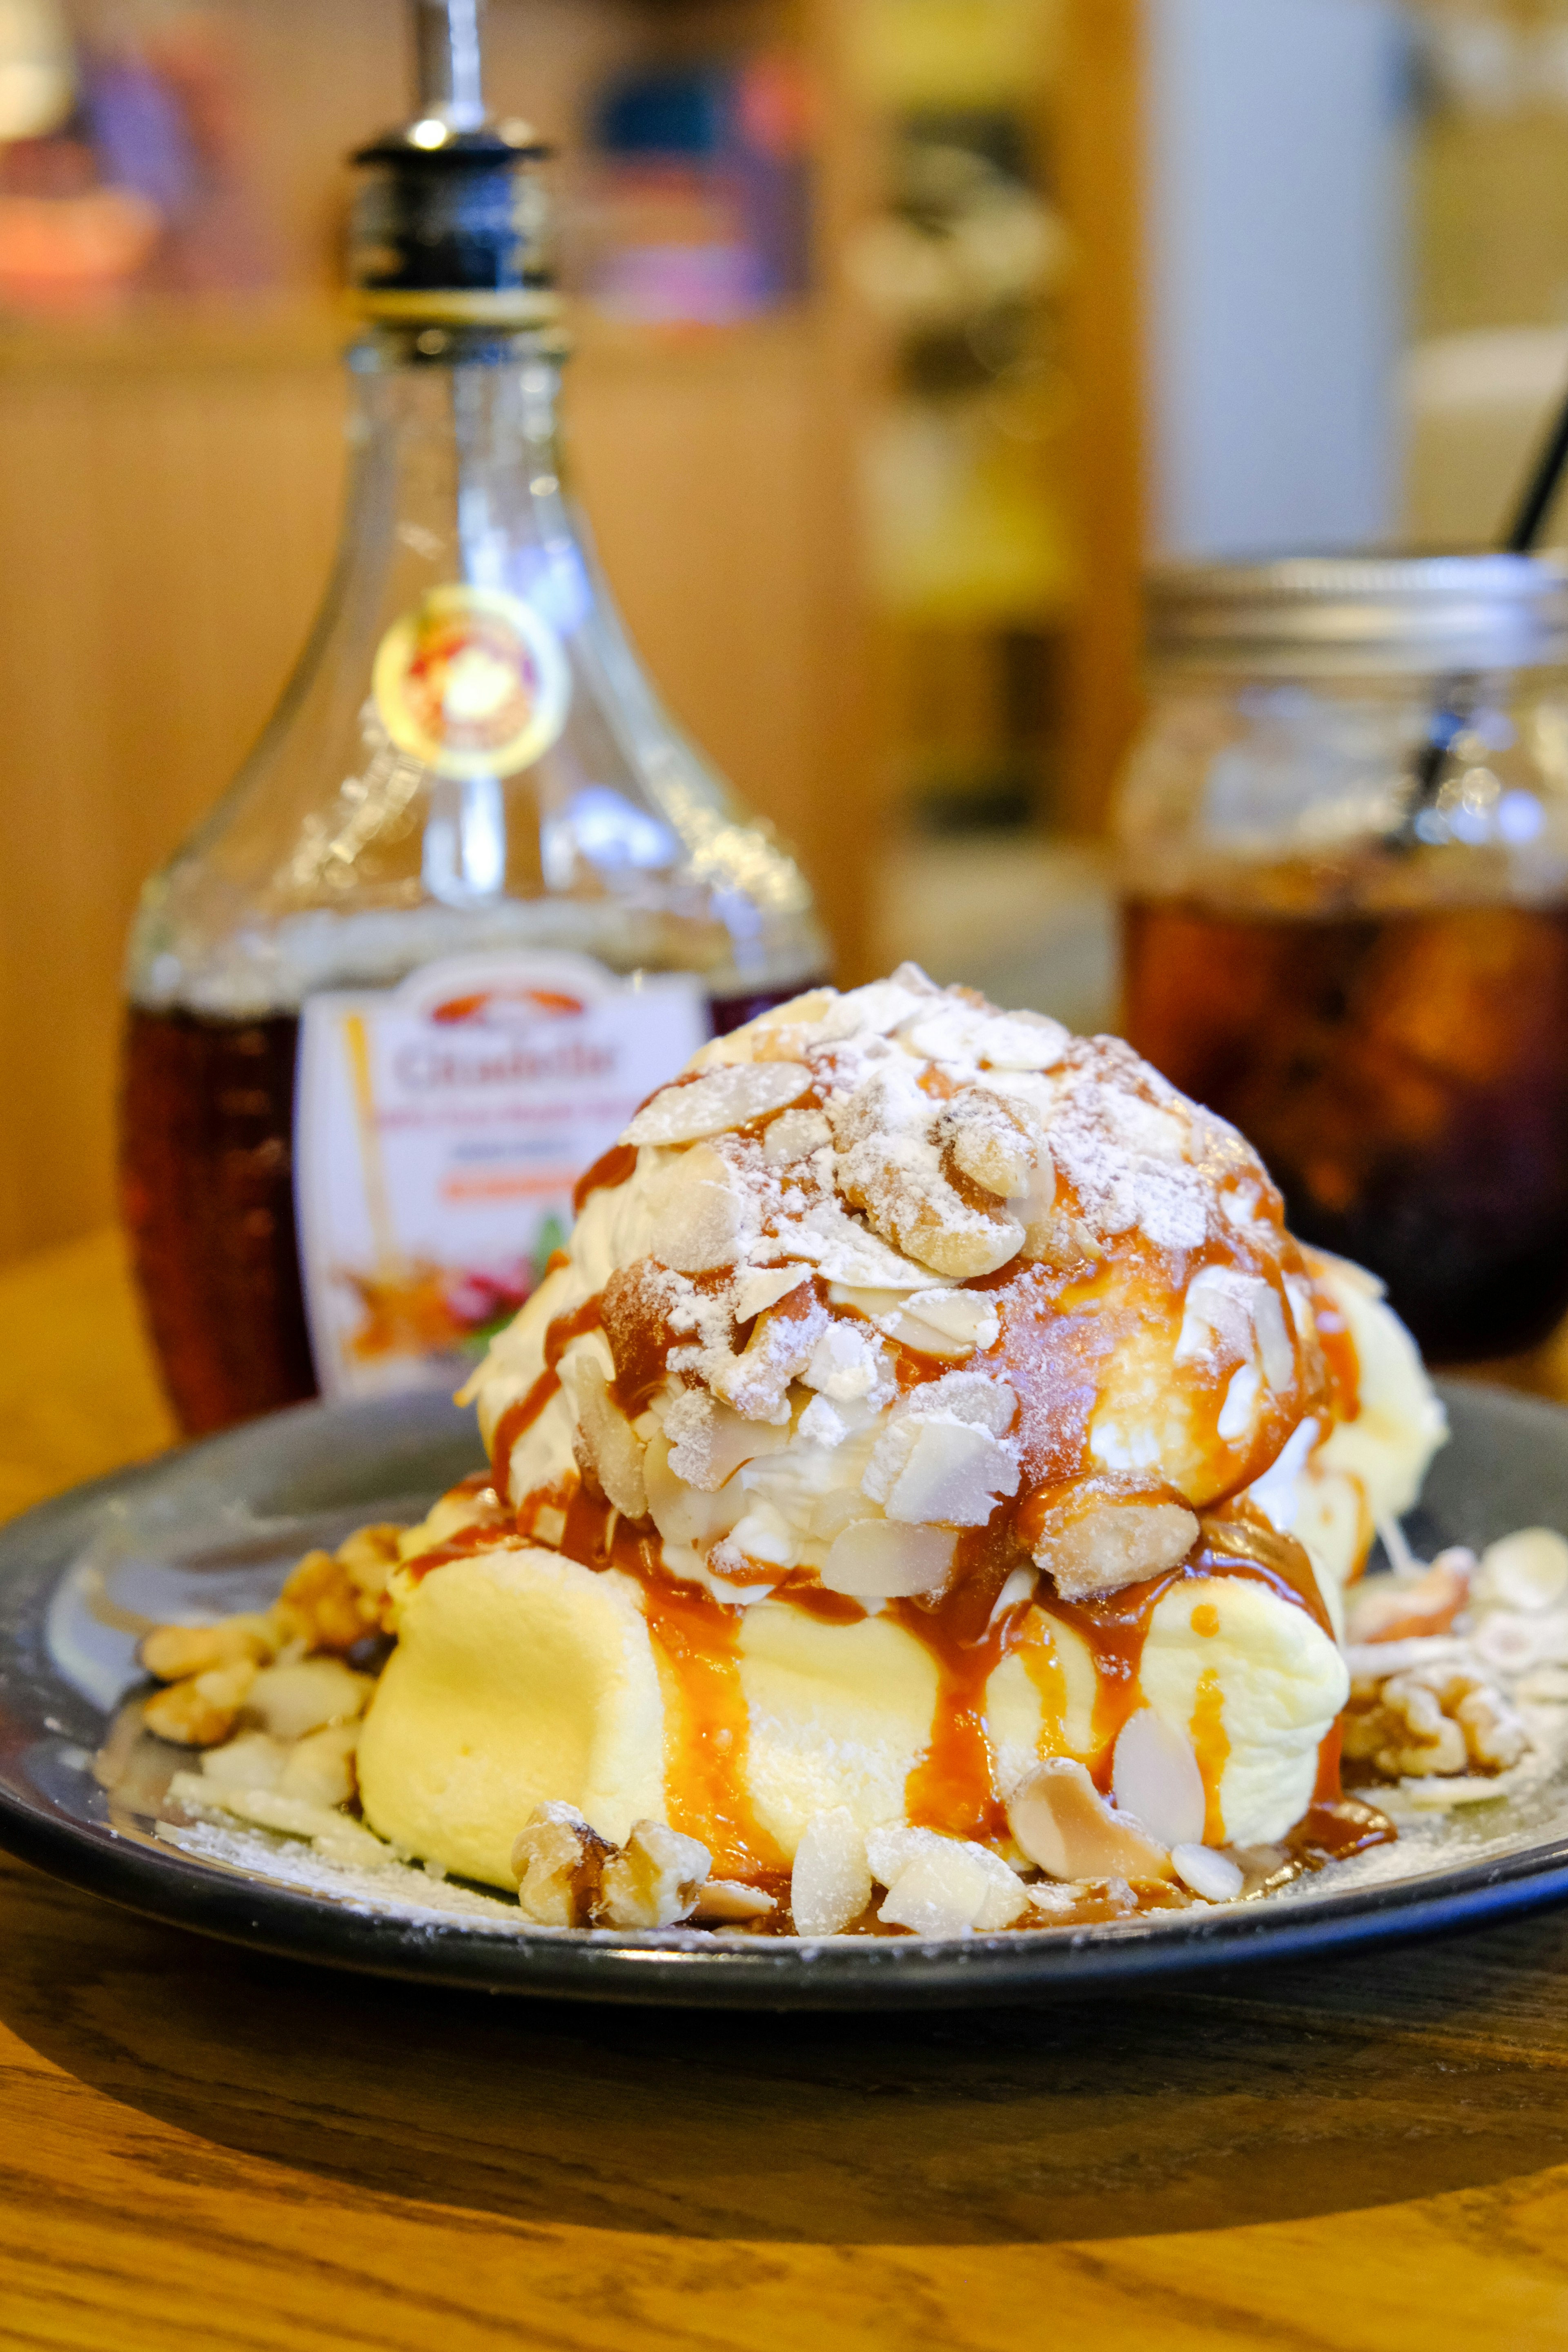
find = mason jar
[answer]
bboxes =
[1116,552,1568,1364]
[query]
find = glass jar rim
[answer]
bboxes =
[1147,548,1568,677]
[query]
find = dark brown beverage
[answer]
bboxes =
[1122,900,1568,1363]
[121,982,823,1437]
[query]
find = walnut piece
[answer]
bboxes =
[512,1801,615,1927]
[139,1521,400,1749]
[143,1659,258,1747]
[596,1820,713,1929]
[138,1615,274,1682]
[1343,1662,1529,1780]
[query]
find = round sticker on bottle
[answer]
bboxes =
[372,584,571,780]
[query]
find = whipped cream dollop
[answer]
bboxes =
[468,965,1438,1615]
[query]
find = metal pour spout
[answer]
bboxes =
[411,0,486,132]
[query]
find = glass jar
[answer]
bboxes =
[1116,552,1568,1364]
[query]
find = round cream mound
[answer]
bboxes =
[469,964,1444,1617]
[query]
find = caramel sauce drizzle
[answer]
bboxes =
[638,1575,786,1881]
[1190,1668,1230,1842]
[403,1484,520,1583]
[466,1100,1388,1890]
[1291,1720,1396,1863]
[573,1140,638,1214]
[489,1296,606,1503]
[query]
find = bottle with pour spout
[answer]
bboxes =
[119,0,828,1438]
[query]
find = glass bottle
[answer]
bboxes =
[1116,551,1568,1364]
[120,0,828,1436]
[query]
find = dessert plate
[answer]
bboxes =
[2,1381,1568,2009]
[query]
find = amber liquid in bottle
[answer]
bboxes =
[1123,898,1568,1362]
[121,986,814,1435]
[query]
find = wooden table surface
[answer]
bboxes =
[6,1233,1568,2350]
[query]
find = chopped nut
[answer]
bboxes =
[876,1835,1030,1938]
[867,1825,1029,1933]
[198,1729,288,1793]
[596,1819,712,1929]
[832,1068,1025,1279]
[791,1807,873,1936]
[1030,1485,1199,1602]
[334,1523,405,1599]
[138,1615,274,1682]
[512,1801,615,1927]
[940,1087,1040,1201]
[1343,1661,1529,1780]
[272,1546,379,1653]
[1007,1757,1176,1882]
[246,1657,374,1742]
[143,1659,257,1747]
[1345,1550,1472,1646]
[279,1721,361,1810]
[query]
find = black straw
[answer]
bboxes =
[1396,373,1568,843]
[1507,376,1568,553]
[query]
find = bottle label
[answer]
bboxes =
[294,951,708,1399]
[372,584,571,780]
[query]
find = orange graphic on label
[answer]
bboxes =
[372,584,570,780]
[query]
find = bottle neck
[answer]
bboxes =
[342,324,576,597]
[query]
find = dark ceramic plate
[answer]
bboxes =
[2,1381,1568,2009]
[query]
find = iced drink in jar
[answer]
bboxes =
[1116,554,1568,1364]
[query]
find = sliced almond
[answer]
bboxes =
[877,1840,1029,1938]
[643,1145,755,1272]
[278,1721,361,1810]
[198,1729,287,1793]
[624,1060,811,1146]
[693,1879,777,1924]
[659,1390,793,1493]
[564,1351,648,1519]
[1171,1843,1244,1902]
[641,1428,747,1548]
[1477,1528,1568,1614]
[1007,1757,1176,1882]
[869,1417,1020,1528]
[820,1518,955,1598]
[734,1265,811,1321]
[1111,1709,1206,1849]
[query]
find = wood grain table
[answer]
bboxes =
[6,1233,1568,2350]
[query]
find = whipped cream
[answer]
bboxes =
[468,964,1433,1613]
